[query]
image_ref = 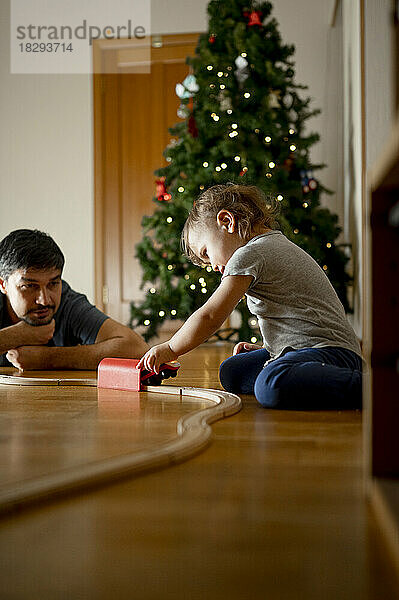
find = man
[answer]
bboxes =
[0,229,149,370]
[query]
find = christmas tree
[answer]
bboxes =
[130,0,351,343]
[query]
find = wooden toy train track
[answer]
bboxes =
[0,370,241,515]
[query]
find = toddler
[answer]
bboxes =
[138,184,362,409]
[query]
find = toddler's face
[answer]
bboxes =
[188,217,244,275]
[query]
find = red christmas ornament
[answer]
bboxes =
[244,10,263,27]
[155,177,172,201]
[188,114,198,138]
[156,177,166,197]
[209,34,216,44]
[239,166,248,176]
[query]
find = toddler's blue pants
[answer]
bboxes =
[219,347,362,409]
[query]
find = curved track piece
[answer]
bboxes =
[0,378,241,516]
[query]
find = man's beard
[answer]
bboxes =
[22,306,55,326]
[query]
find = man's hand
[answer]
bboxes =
[6,346,48,371]
[13,320,55,346]
[233,341,263,356]
[0,320,55,362]
[1,317,148,372]
[137,342,178,374]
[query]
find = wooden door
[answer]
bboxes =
[93,33,199,323]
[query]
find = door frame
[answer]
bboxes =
[93,33,200,314]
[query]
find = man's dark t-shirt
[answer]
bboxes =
[0,281,109,366]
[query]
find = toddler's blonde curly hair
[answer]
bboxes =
[181,183,280,265]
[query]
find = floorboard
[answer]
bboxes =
[0,344,398,599]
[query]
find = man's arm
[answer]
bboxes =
[0,320,55,355]
[137,274,253,373]
[6,318,149,371]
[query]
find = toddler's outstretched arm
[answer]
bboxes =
[137,275,253,373]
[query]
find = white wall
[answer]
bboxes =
[151,0,208,34]
[272,0,344,220]
[0,0,94,299]
[340,0,395,337]
[0,0,343,304]
[342,0,363,335]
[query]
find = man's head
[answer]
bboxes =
[0,229,64,325]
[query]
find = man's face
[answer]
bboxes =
[0,267,62,326]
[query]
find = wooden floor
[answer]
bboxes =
[0,344,398,599]
[0,371,214,494]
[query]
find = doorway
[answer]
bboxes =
[93,33,199,322]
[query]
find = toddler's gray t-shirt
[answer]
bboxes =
[222,231,361,359]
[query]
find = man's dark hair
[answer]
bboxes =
[0,229,65,279]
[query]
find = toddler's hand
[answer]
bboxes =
[137,342,178,374]
[233,341,263,356]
